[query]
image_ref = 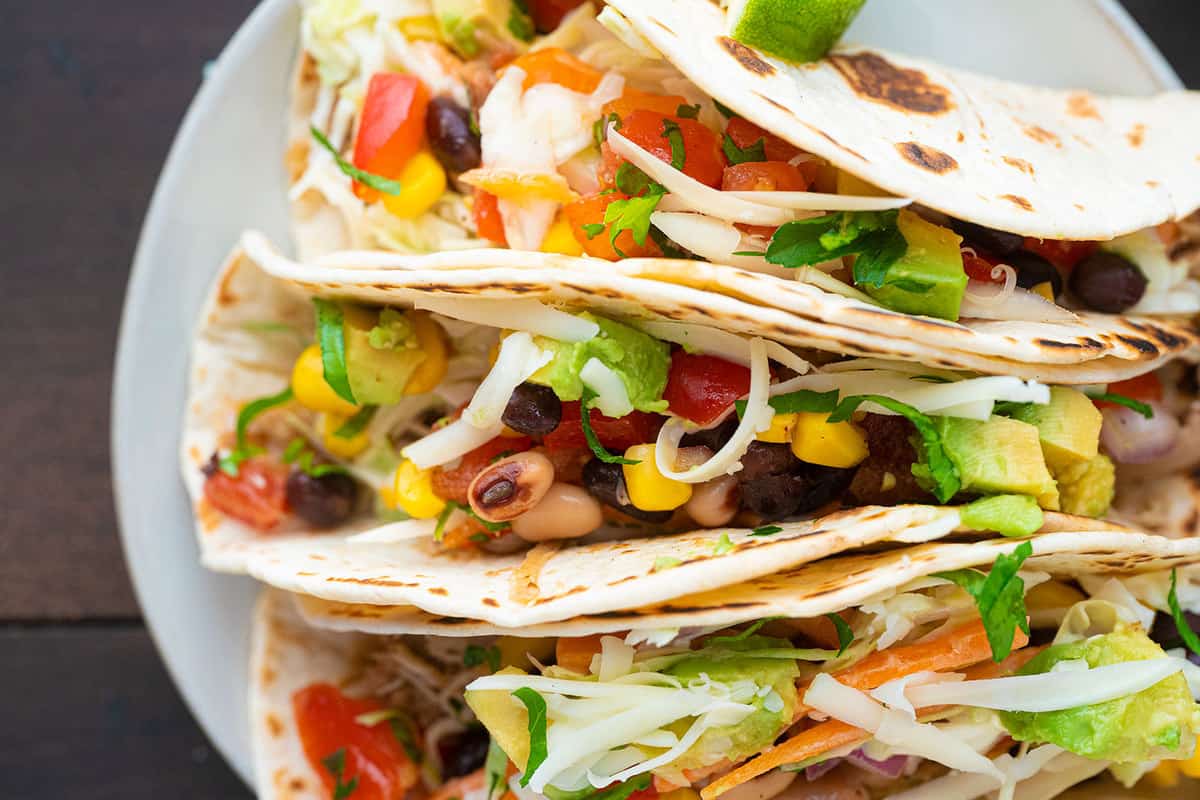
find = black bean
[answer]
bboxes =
[581,459,672,523]
[439,725,491,778]
[739,464,853,522]
[1069,250,1148,313]
[1007,251,1063,299]
[1150,609,1200,666]
[502,382,563,437]
[286,469,358,528]
[950,219,1025,256]
[680,416,739,452]
[425,96,482,174]
[737,442,799,482]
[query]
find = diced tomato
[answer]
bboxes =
[352,73,430,202]
[1022,237,1097,271]
[602,110,726,188]
[563,192,662,260]
[203,457,288,531]
[473,189,507,246]
[663,351,752,426]
[724,117,801,163]
[292,683,420,800]
[542,402,665,452]
[525,0,588,33]
[602,89,690,122]
[1097,372,1163,409]
[961,247,1004,283]
[431,435,532,504]
[626,786,660,800]
[509,47,603,93]
[720,161,809,192]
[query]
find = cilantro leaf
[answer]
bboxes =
[661,119,685,170]
[713,99,738,119]
[614,162,658,196]
[653,556,682,572]
[335,405,377,439]
[582,223,605,239]
[705,617,782,646]
[825,613,854,656]
[765,211,907,292]
[485,738,509,800]
[722,133,766,165]
[604,192,664,257]
[750,525,782,537]
[713,532,735,555]
[1168,569,1200,657]
[507,0,535,41]
[1086,391,1154,419]
[310,126,401,196]
[676,103,701,119]
[580,387,639,465]
[465,644,502,673]
[511,688,548,786]
[587,775,653,800]
[313,298,357,405]
[593,112,621,149]
[221,387,294,475]
[320,748,360,800]
[829,394,960,502]
[934,540,1033,662]
[433,502,456,542]
[734,389,839,419]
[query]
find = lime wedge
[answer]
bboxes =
[728,0,866,63]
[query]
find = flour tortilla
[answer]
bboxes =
[611,0,1200,241]
[244,231,1200,382]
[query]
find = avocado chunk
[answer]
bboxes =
[1001,624,1200,762]
[728,0,867,64]
[343,305,426,405]
[433,0,533,58]
[662,637,799,771]
[937,415,1056,499]
[1010,387,1102,471]
[959,494,1044,537]
[862,210,968,322]
[464,667,532,772]
[1052,453,1115,518]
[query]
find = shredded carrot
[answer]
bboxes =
[961,644,1044,681]
[700,720,867,800]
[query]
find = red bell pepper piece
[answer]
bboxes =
[352,73,430,202]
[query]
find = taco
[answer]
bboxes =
[251,530,1200,800]
[287,0,1200,330]
[186,237,1199,621]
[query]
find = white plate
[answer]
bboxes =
[111,0,1181,788]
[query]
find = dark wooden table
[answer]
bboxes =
[3,2,1198,797]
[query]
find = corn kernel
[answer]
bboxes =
[292,344,360,416]
[396,14,440,41]
[541,214,584,256]
[403,312,450,395]
[790,412,869,469]
[1145,760,1180,788]
[756,413,796,444]
[392,459,446,519]
[1032,281,1056,302]
[622,444,692,511]
[1178,745,1200,779]
[382,151,447,219]
[321,413,369,459]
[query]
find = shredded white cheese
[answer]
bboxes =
[464,332,552,429]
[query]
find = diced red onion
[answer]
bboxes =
[845,749,918,778]
[1100,401,1180,464]
[803,757,843,782]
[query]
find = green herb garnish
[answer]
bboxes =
[485,738,509,800]
[825,613,854,656]
[586,775,653,800]
[722,133,766,165]
[614,162,657,196]
[511,688,548,786]
[335,406,377,439]
[705,617,782,645]
[433,502,456,542]
[713,99,738,119]
[580,387,639,465]
[465,644,502,673]
[713,532,736,555]
[676,103,701,119]
[653,556,682,572]
[661,119,685,171]
[1168,569,1200,657]
[750,524,783,537]
[593,112,621,149]
[219,387,295,475]
[320,748,360,800]
[507,0,535,41]
[603,191,664,257]
[582,223,606,239]
[765,211,907,291]
[310,125,402,196]
[312,298,357,405]
[1086,391,1154,419]
[934,541,1033,662]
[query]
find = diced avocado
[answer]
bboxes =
[1052,453,1115,518]
[1001,624,1200,762]
[531,314,670,414]
[343,304,426,405]
[465,666,532,771]
[727,0,867,64]
[959,494,1044,537]
[432,0,532,58]
[1011,387,1103,471]
[863,210,968,322]
[663,637,799,770]
[937,415,1056,499]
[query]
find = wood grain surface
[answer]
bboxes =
[0,2,1196,799]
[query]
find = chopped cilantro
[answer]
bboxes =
[1168,569,1200,657]
[507,0,535,41]
[603,192,664,257]
[934,540,1033,662]
[335,406,377,439]
[485,738,509,800]
[750,524,783,537]
[722,133,766,165]
[1086,391,1154,419]
[705,617,782,645]
[511,688,548,786]
[313,298,357,405]
[580,387,639,464]
[734,388,838,419]
[593,112,621,149]
[433,502,456,542]
[614,162,659,196]
[765,211,907,291]
[220,387,294,475]
[676,103,701,119]
[825,613,854,656]
[320,748,360,800]
[311,126,401,196]
[661,119,685,170]
[587,775,653,800]
[713,99,738,119]
[582,223,605,239]
[465,644,502,673]
[653,556,682,572]
[713,532,735,555]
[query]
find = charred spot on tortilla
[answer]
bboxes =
[800,121,869,162]
[1146,180,1160,188]
[896,142,957,174]
[428,587,449,596]
[751,91,793,115]
[266,713,285,738]
[1000,193,1034,212]
[1116,334,1159,356]
[1002,156,1034,175]
[1074,203,1086,211]
[828,52,953,115]
[648,16,674,35]
[956,131,965,143]
[1127,124,1146,148]
[481,597,500,607]
[718,36,775,76]
[1066,92,1102,120]
[325,576,419,587]
[1021,124,1061,147]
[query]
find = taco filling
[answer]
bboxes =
[272,559,1200,800]
[291,0,1200,321]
